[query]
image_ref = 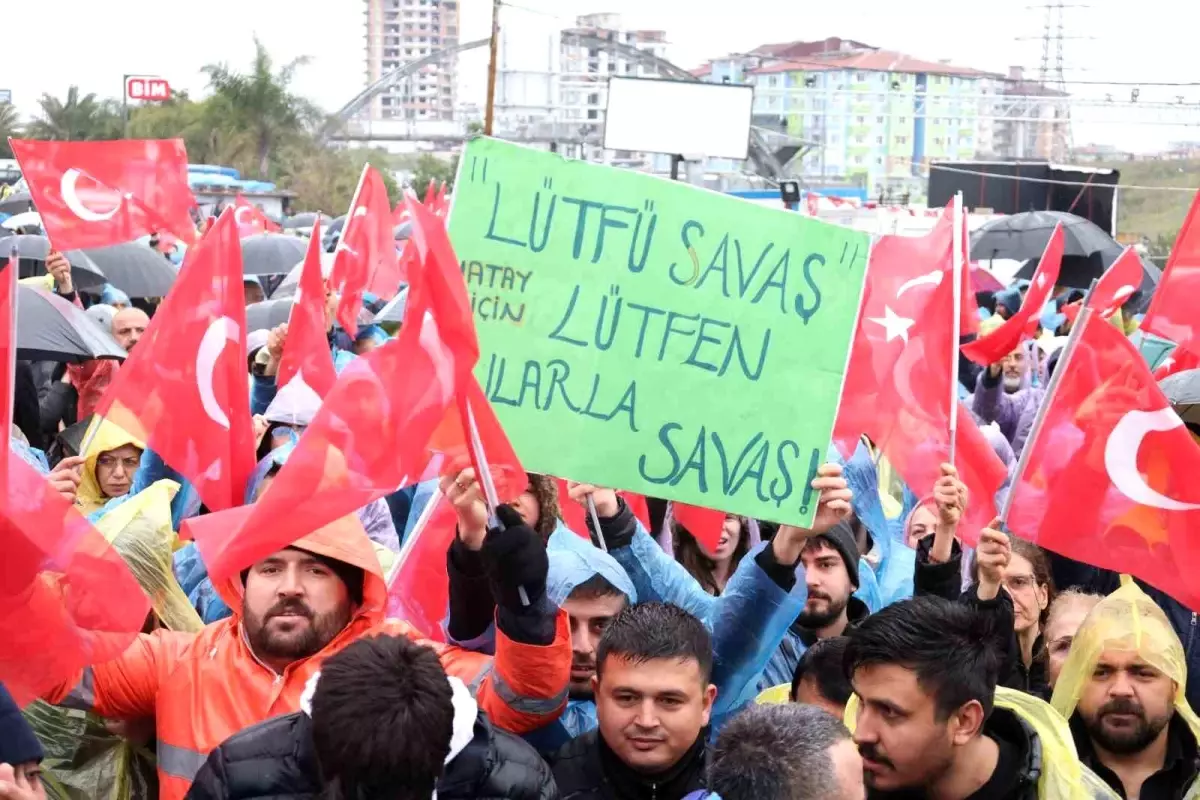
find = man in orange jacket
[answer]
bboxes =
[43,504,570,800]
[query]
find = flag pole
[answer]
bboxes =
[585,495,609,553]
[386,488,443,589]
[948,192,964,465]
[4,245,16,434]
[1000,306,1093,528]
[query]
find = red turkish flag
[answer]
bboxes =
[1155,347,1200,380]
[193,312,459,577]
[0,449,149,705]
[1087,247,1144,318]
[277,219,337,397]
[1007,313,1200,610]
[9,138,197,251]
[331,165,402,336]
[232,194,281,236]
[961,225,1064,365]
[194,201,481,578]
[835,205,958,454]
[387,377,527,639]
[1142,190,1200,350]
[957,206,980,336]
[93,209,255,511]
[672,503,727,554]
[403,195,478,372]
[431,182,450,217]
[834,205,1007,544]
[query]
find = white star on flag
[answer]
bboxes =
[868,306,916,343]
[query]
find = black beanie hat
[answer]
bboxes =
[0,683,44,766]
[241,547,365,606]
[815,521,860,589]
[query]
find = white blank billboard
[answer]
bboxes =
[603,77,754,161]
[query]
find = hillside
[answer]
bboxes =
[1102,158,1200,254]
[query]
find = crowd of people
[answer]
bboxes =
[5,190,1200,800]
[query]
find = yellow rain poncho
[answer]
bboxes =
[77,420,146,516]
[25,479,200,799]
[844,688,1120,799]
[1051,577,1200,799]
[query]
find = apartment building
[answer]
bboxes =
[558,13,670,164]
[363,0,460,121]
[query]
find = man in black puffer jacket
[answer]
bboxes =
[186,634,557,800]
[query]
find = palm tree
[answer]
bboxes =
[0,104,20,157]
[25,86,123,141]
[203,38,316,179]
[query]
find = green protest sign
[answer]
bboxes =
[447,138,870,527]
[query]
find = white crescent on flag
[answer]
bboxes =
[60,168,122,222]
[1104,408,1200,511]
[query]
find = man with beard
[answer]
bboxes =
[1051,581,1200,799]
[759,520,867,689]
[972,337,1044,455]
[41,496,572,800]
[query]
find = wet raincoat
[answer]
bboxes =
[523,514,805,752]
[1051,578,1200,799]
[25,479,202,800]
[77,420,145,516]
[972,336,1045,455]
[44,513,571,800]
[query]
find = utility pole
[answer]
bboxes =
[484,0,501,135]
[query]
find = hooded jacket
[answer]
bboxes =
[77,419,145,516]
[44,514,571,800]
[971,347,1045,456]
[173,445,401,625]
[185,677,558,800]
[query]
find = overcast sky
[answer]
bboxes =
[8,0,1198,151]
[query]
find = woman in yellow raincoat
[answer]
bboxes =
[75,421,145,517]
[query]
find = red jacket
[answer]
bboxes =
[45,515,570,800]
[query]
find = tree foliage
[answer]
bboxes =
[0,104,19,157]
[25,86,123,141]
[410,153,459,195]
[23,41,404,212]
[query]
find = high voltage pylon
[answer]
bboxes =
[1019,1,1090,159]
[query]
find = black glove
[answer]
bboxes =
[481,504,548,610]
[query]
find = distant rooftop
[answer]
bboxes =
[747,46,999,78]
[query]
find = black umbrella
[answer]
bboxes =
[241,233,307,277]
[283,212,321,229]
[970,210,1122,264]
[0,234,107,291]
[81,242,177,298]
[1159,368,1200,429]
[270,251,334,299]
[1014,247,1163,296]
[245,297,295,330]
[372,286,408,324]
[0,191,34,217]
[16,285,127,362]
[247,295,372,331]
[394,221,411,240]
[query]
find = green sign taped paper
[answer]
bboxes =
[448,138,870,527]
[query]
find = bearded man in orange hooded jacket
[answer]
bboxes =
[42,470,570,800]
